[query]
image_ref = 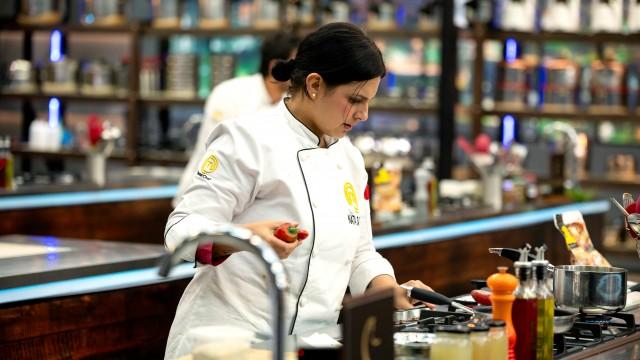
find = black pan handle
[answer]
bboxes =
[470,279,488,289]
[408,288,452,305]
[630,283,640,292]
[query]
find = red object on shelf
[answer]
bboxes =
[87,114,103,146]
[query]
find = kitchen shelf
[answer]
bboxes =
[138,95,441,113]
[483,29,640,44]
[139,95,206,107]
[481,106,636,122]
[1,92,130,103]
[12,145,128,161]
[0,22,136,34]
[140,26,288,37]
[579,175,640,188]
[366,28,439,38]
[137,150,189,166]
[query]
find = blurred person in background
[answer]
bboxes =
[173,32,300,207]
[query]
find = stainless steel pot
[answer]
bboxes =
[553,265,627,315]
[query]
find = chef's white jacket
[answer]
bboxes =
[164,101,395,359]
[173,73,276,207]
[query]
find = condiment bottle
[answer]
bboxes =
[431,325,472,360]
[487,266,518,360]
[512,257,537,360]
[469,323,490,360]
[0,136,14,190]
[487,320,508,360]
[532,259,553,359]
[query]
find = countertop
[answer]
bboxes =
[0,234,194,306]
[0,184,611,306]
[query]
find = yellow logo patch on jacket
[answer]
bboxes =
[344,182,359,214]
[199,154,219,175]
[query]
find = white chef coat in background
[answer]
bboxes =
[164,101,395,359]
[173,74,277,207]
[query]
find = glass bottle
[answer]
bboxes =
[512,261,537,360]
[431,325,472,360]
[533,260,553,360]
[469,323,490,360]
[487,320,508,360]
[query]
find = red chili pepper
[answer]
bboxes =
[297,229,309,240]
[274,223,299,243]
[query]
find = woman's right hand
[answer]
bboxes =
[241,220,305,259]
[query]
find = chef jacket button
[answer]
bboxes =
[311,201,318,208]
[344,259,351,266]
[336,163,342,170]
[299,299,305,308]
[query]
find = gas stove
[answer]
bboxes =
[394,306,640,359]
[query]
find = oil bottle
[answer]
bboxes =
[532,246,553,359]
[512,247,537,360]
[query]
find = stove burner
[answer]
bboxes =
[394,307,638,359]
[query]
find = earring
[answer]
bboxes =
[312,93,317,98]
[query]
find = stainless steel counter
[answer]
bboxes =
[0,234,195,305]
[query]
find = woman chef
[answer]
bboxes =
[164,22,433,359]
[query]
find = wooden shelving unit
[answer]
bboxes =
[483,29,640,44]
[466,24,640,137]
[1,92,130,103]
[11,144,128,161]
[1,17,445,167]
[481,106,636,122]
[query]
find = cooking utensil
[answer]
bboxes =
[623,193,635,210]
[400,285,490,319]
[489,247,536,262]
[610,197,640,235]
[553,309,579,334]
[554,265,627,315]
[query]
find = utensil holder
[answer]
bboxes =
[482,172,503,210]
[87,152,107,187]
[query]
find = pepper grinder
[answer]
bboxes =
[487,266,518,360]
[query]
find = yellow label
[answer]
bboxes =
[374,168,391,185]
[200,154,219,175]
[561,225,578,249]
[344,182,359,214]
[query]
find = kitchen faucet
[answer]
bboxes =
[543,121,578,190]
[158,225,289,360]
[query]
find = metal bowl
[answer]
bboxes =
[554,309,579,334]
[394,308,423,325]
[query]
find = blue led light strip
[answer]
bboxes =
[0,185,178,210]
[373,200,610,250]
[0,263,195,305]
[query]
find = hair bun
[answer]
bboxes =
[271,58,295,81]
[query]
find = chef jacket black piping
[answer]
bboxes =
[164,214,190,247]
[289,147,316,335]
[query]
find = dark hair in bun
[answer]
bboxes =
[270,22,386,98]
[271,58,296,81]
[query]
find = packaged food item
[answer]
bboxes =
[553,211,611,267]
